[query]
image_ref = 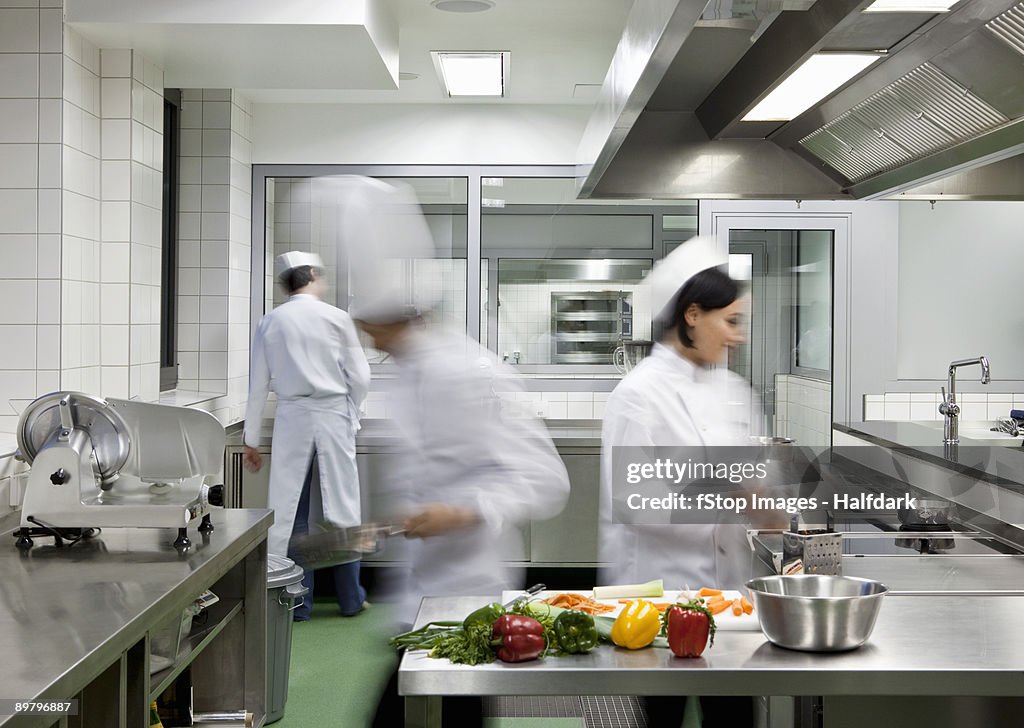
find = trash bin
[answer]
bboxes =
[266,554,308,724]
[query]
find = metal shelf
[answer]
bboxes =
[149,599,243,701]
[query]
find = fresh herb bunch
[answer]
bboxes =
[429,622,496,665]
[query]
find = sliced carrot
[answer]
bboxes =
[706,594,726,605]
[698,587,723,597]
[708,599,731,615]
[731,599,743,616]
[740,596,754,614]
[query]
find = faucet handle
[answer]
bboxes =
[939,387,959,416]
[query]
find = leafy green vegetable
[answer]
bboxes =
[463,602,505,629]
[429,622,496,665]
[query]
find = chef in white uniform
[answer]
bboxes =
[243,251,371,619]
[600,236,757,592]
[331,175,570,624]
[358,317,571,624]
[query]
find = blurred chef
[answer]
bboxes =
[357,315,570,622]
[600,236,757,590]
[243,251,371,620]
[334,176,570,623]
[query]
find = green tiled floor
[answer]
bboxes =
[273,599,399,727]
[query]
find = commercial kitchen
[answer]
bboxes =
[2,1,1024,727]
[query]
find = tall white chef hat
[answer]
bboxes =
[646,235,729,323]
[327,176,439,323]
[274,250,324,278]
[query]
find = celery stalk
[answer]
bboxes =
[592,579,664,600]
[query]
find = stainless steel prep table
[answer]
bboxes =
[0,508,272,728]
[399,595,1024,728]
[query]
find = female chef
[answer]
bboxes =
[600,236,758,727]
[600,235,757,591]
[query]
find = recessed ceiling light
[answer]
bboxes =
[742,52,881,122]
[863,0,958,11]
[431,0,495,12]
[399,72,420,81]
[431,51,508,97]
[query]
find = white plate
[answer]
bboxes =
[502,589,761,631]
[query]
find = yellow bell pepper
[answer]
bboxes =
[610,599,661,649]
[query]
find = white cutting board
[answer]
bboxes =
[501,589,762,631]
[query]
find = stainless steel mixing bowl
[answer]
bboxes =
[745,575,889,652]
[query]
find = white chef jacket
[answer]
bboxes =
[600,343,757,590]
[244,294,371,556]
[386,329,570,621]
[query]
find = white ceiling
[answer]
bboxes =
[240,0,634,104]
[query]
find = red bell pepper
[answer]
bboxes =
[665,599,716,658]
[492,614,546,663]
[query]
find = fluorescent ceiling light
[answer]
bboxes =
[742,53,881,122]
[863,0,958,11]
[432,52,507,97]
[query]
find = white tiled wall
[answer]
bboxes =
[0,4,66,436]
[774,374,832,447]
[97,47,163,403]
[60,27,101,398]
[177,89,252,425]
[863,392,1024,421]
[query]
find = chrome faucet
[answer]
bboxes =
[939,356,990,445]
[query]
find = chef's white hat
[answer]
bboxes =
[327,176,439,323]
[646,235,729,323]
[275,250,324,278]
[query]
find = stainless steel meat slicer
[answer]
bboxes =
[13,391,225,551]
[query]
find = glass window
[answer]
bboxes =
[480,177,696,369]
[793,230,832,375]
[263,175,468,363]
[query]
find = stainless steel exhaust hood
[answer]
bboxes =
[578,0,1024,200]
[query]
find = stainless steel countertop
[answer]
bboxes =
[0,509,272,724]
[399,594,1024,697]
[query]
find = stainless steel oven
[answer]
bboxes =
[550,291,632,364]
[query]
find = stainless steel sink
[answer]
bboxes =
[748,524,1024,596]
[915,420,1021,446]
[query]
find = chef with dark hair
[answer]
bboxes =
[243,250,371,620]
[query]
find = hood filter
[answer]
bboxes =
[800,63,1008,182]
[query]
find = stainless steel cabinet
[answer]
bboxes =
[225,448,531,563]
[224,442,599,567]
[529,451,600,565]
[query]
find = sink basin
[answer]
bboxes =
[917,421,1022,446]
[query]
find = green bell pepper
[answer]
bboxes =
[463,602,505,629]
[553,610,599,654]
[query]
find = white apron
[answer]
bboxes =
[243,294,371,558]
[266,395,361,557]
